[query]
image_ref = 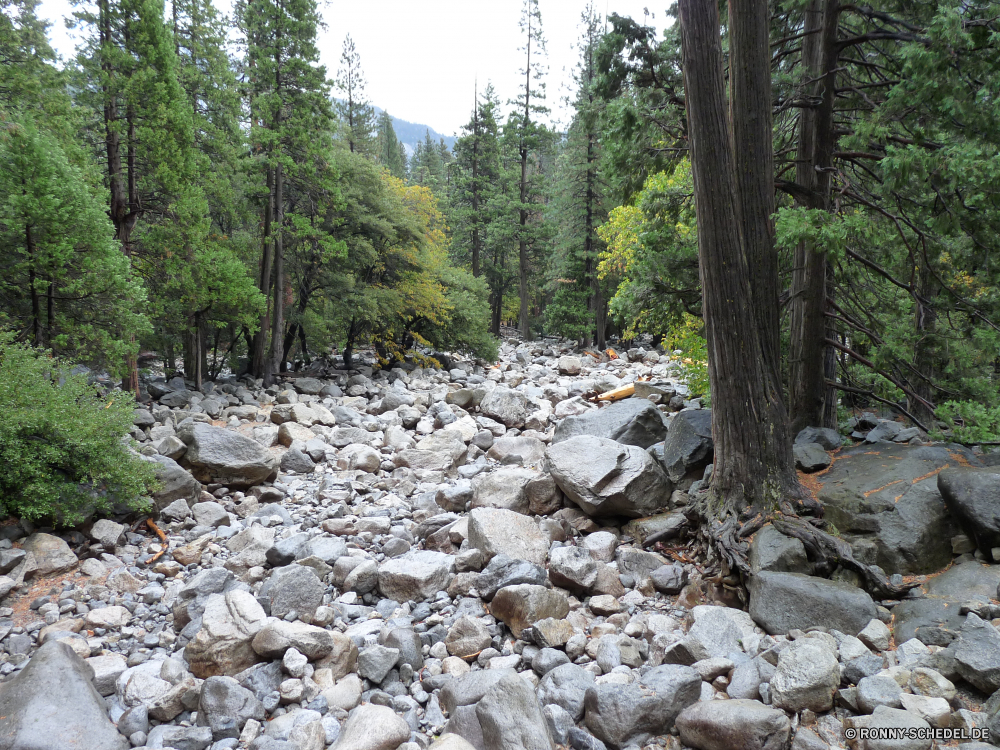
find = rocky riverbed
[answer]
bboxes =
[0,340,999,750]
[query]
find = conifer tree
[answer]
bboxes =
[238,0,333,383]
[376,110,406,178]
[334,34,376,156]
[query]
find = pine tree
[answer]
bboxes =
[334,34,376,156]
[545,4,608,346]
[511,0,550,337]
[74,0,202,391]
[238,0,333,383]
[376,110,406,178]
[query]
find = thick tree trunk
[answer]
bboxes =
[678,0,800,525]
[788,0,840,434]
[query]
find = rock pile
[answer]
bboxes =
[0,340,998,750]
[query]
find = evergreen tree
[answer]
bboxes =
[545,5,608,346]
[334,34,376,156]
[410,129,444,189]
[237,0,334,383]
[376,110,406,178]
[510,0,550,337]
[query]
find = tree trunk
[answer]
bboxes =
[268,162,284,384]
[911,266,938,425]
[251,167,274,379]
[471,100,481,278]
[678,0,800,526]
[518,26,532,339]
[788,0,840,433]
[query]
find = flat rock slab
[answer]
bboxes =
[814,443,979,575]
[676,699,790,750]
[552,398,667,449]
[892,561,1000,644]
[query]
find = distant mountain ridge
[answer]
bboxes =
[374,106,457,157]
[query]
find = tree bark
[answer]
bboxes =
[788,0,841,433]
[518,17,532,339]
[678,0,800,528]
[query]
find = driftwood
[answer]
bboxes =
[596,383,635,402]
[145,519,168,565]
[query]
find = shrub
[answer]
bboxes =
[0,335,154,524]
[933,400,1000,444]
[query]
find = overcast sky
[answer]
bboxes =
[36,0,667,134]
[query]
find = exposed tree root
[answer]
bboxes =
[679,490,918,603]
[145,519,168,565]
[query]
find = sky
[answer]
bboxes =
[35,0,668,135]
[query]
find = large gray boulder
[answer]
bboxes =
[749,571,877,636]
[144,454,202,511]
[769,639,839,713]
[378,550,455,602]
[892,561,1000,644]
[470,468,540,514]
[552,399,667,449]
[547,435,671,518]
[658,409,713,482]
[331,704,410,750]
[939,467,1000,560]
[954,613,1000,693]
[480,387,530,428]
[0,640,128,750]
[748,526,808,574]
[676,699,790,750]
[584,664,701,749]
[177,422,278,488]
[468,508,549,566]
[814,443,975,574]
[476,672,555,750]
[184,590,267,678]
[196,676,265,740]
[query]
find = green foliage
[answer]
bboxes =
[663,313,710,401]
[423,266,499,360]
[933,401,1000,444]
[0,336,154,523]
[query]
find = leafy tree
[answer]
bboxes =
[0,335,154,524]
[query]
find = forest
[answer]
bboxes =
[3,0,1000,441]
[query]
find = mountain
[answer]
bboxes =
[373,105,457,158]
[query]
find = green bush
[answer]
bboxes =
[933,400,1000,444]
[0,336,154,524]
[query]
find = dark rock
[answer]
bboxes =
[749,571,877,636]
[177,422,278,488]
[651,564,687,594]
[813,443,976,574]
[536,663,596,721]
[955,613,1000,693]
[552,399,667,449]
[659,409,713,483]
[795,427,841,451]
[749,526,809,574]
[196,676,265,740]
[793,443,831,473]
[939,467,1000,560]
[475,554,547,601]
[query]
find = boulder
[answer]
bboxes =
[659,409,713,482]
[468,508,549,566]
[795,427,841,451]
[552,399,667,449]
[547,435,671,518]
[196,676,265,740]
[749,571,877,636]
[676,699,790,750]
[480,387,530,428]
[487,437,547,466]
[476,672,555,750]
[0,640,128,750]
[557,356,583,375]
[260,564,325,621]
[378,550,455,602]
[475,554,548,600]
[955,613,1000,693]
[491,585,570,638]
[329,704,412,750]
[251,619,334,661]
[892,561,1000,644]
[748,526,808,574]
[547,546,598,594]
[793,442,832,473]
[770,639,839,713]
[470,468,540,514]
[814,443,975,574]
[178,422,278,488]
[939,467,1000,560]
[439,668,519,714]
[536,663,596,721]
[584,665,701,749]
[185,590,267,678]
[22,533,77,577]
